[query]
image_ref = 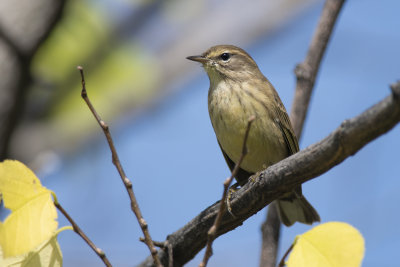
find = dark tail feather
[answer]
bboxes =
[275,195,320,227]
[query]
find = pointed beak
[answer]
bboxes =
[186,55,209,64]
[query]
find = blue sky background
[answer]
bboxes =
[41,1,400,266]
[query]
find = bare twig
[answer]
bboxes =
[139,238,165,248]
[139,239,173,267]
[52,194,112,267]
[77,66,162,267]
[138,82,400,266]
[199,116,255,267]
[260,1,347,266]
[277,243,294,267]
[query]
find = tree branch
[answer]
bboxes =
[78,66,162,267]
[138,82,400,266]
[261,1,347,266]
[52,195,112,267]
[0,0,67,160]
[290,0,346,139]
[259,203,281,267]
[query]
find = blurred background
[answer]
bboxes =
[1,0,400,266]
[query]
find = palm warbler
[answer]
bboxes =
[187,45,320,226]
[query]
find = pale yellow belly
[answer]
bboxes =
[209,85,288,173]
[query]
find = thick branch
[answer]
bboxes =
[139,82,400,267]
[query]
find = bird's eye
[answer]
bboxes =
[220,53,231,61]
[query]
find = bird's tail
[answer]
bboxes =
[275,195,320,227]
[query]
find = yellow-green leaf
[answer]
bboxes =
[0,160,58,257]
[0,226,72,267]
[286,222,365,267]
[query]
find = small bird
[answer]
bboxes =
[187,45,320,226]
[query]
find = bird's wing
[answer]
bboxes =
[272,91,300,155]
[272,90,302,197]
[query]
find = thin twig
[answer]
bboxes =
[261,1,347,266]
[199,116,255,267]
[77,66,162,267]
[139,238,173,267]
[52,194,112,267]
[139,238,165,248]
[278,243,294,267]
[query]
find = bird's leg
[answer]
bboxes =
[226,182,240,218]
